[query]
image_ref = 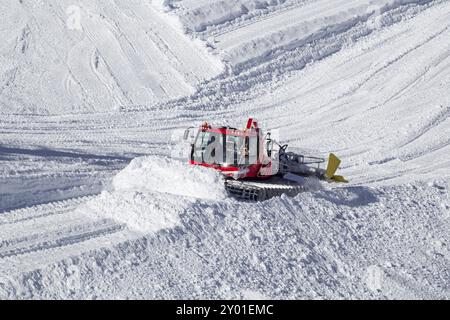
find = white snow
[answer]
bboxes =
[175,0,434,69]
[0,0,449,300]
[170,0,311,33]
[82,191,186,234]
[111,156,226,201]
[0,0,223,114]
[81,156,226,233]
[1,181,448,299]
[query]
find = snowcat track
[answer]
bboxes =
[225,179,308,201]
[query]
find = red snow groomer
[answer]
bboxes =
[184,118,347,201]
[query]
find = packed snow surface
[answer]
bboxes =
[1,0,450,299]
[0,0,223,114]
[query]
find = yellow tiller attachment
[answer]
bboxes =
[325,153,349,183]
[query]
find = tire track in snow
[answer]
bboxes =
[0,222,125,259]
[0,198,128,262]
[0,196,94,225]
[397,106,450,150]
[328,24,450,112]
[258,2,450,130]
[206,0,315,38]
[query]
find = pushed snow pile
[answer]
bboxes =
[83,191,190,234]
[82,156,226,233]
[113,156,227,200]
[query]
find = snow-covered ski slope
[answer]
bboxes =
[0,0,223,114]
[0,0,449,299]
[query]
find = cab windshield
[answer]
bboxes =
[192,130,259,166]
